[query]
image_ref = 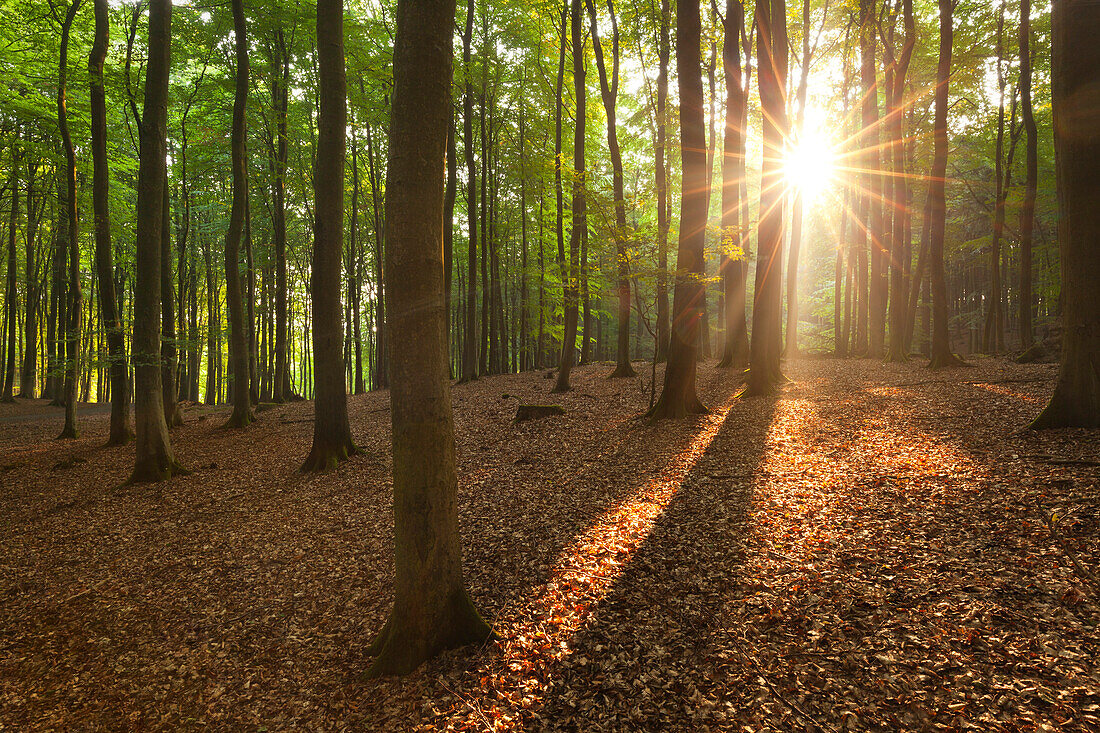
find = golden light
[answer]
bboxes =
[783,129,837,204]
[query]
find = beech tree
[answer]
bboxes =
[90,0,131,445]
[927,0,963,369]
[717,0,748,369]
[130,0,183,483]
[743,0,787,395]
[224,0,253,429]
[302,0,357,471]
[56,0,82,439]
[553,0,585,394]
[365,0,491,677]
[1031,0,1100,428]
[648,0,707,417]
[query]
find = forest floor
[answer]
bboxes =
[1,357,1098,731]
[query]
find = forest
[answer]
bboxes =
[1,0,1098,728]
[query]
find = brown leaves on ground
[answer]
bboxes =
[0,357,1097,731]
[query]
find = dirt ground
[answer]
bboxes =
[0,357,1097,731]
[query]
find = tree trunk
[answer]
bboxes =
[131,0,183,482]
[927,0,963,369]
[161,166,182,426]
[459,0,479,383]
[985,4,1009,355]
[364,0,491,677]
[648,0,708,416]
[223,0,253,428]
[20,153,40,399]
[303,0,357,470]
[57,0,83,438]
[1031,0,1100,427]
[553,0,586,393]
[654,0,671,363]
[91,0,132,443]
[885,0,915,361]
[585,0,634,378]
[2,134,19,404]
[1018,0,1038,350]
[272,28,296,402]
[717,0,748,368]
[744,0,788,395]
[860,0,885,359]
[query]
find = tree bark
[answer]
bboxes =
[224,0,253,428]
[1031,0,1100,427]
[1018,0,1038,350]
[655,0,671,362]
[717,0,748,368]
[91,0,132,444]
[130,0,183,482]
[303,0,357,470]
[648,0,708,416]
[744,0,788,395]
[56,0,83,438]
[927,0,963,369]
[364,0,491,677]
[885,0,915,361]
[553,0,586,393]
[458,0,479,383]
[584,0,634,378]
[2,134,19,404]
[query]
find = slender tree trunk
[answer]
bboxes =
[20,155,39,399]
[303,0,357,470]
[585,0,635,378]
[860,0,885,359]
[91,0,132,443]
[648,0,708,416]
[57,0,83,438]
[223,0,253,428]
[458,0,479,383]
[161,166,182,426]
[885,0,915,361]
[1018,0,1038,350]
[985,5,1009,355]
[131,0,182,482]
[443,110,457,378]
[744,0,788,394]
[927,0,962,369]
[2,137,19,403]
[718,0,748,368]
[553,0,586,393]
[272,29,296,402]
[655,0,671,362]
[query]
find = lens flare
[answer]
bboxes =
[783,130,836,203]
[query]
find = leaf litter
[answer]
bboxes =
[0,357,1097,731]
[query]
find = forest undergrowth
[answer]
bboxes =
[0,357,1097,731]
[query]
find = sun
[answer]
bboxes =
[783,129,837,203]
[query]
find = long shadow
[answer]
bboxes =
[520,389,780,729]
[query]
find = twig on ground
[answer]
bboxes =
[1037,502,1100,596]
